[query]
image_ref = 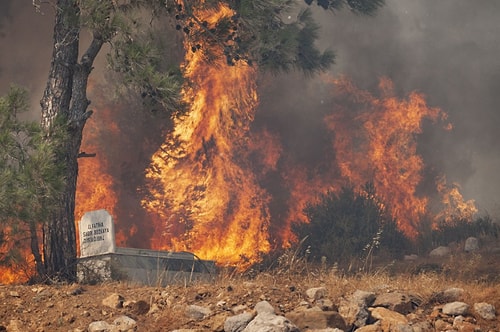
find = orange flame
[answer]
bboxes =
[0,226,31,284]
[143,3,271,268]
[76,107,121,251]
[435,175,478,224]
[323,76,459,237]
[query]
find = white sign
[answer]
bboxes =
[79,209,116,258]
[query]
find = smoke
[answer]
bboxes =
[260,0,500,216]
[0,0,53,116]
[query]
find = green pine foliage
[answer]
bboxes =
[81,0,384,113]
[293,183,408,265]
[0,86,64,275]
[304,0,385,15]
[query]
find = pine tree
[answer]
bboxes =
[0,86,64,281]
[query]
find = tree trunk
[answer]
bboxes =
[29,221,45,280]
[40,0,104,282]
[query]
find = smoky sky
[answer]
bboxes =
[319,0,500,215]
[261,0,500,216]
[1,0,500,221]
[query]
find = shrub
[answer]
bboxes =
[419,215,499,248]
[293,183,409,266]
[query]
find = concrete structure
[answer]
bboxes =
[77,210,215,286]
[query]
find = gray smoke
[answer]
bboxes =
[0,1,53,115]
[261,0,500,216]
[318,0,500,215]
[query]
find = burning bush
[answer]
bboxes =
[293,183,409,266]
[418,215,499,250]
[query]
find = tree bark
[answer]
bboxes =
[40,0,104,281]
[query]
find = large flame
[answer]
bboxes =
[142,4,271,268]
[324,76,448,237]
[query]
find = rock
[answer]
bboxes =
[338,290,375,329]
[453,315,479,332]
[429,287,465,303]
[186,304,212,320]
[356,322,382,332]
[231,304,249,314]
[305,287,327,301]
[9,291,20,298]
[474,302,496,320]
[286,310,347,331]
[429,246,451,257]
[88,320,113,332]
[255,300,275,314]
[242,313,299,332]
[224,312,254,332]
[410,321,433,332]
[464,237,479,252]
[434,319,453,331]
[242,301,299,332]
[403,254,418,261]
[369,307,410,332]
[442,287,465,301]
[442,301,470,316]
[372,292,415,314]
[112,315,137,331]
[102,293,124,309]
[352,290,376,306]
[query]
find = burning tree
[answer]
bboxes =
[37,0,385,281]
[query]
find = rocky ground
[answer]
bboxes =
[1,243,499,332]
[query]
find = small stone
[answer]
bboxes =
[88,320,112,332]
[9,291,20,298]
[113,315,137,331]
[442,301,470,316]
[231,304,248,314]
[474,302,496,320]
[464,237,479,252]
[305,287,327,301]
[430,246,451,257]
[224,312,253,332]
[254,301,275,315]
[102,293,124,309]
[186,304,211,320]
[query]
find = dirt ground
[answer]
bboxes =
[1,248,500,332]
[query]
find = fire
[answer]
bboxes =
[323,76,462,237]
[140,6,478,268]
[70,4,478,272]
[76,108,120,250]
[0,227,31,284]
[435,175,478,224]
[143,3,271,268]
